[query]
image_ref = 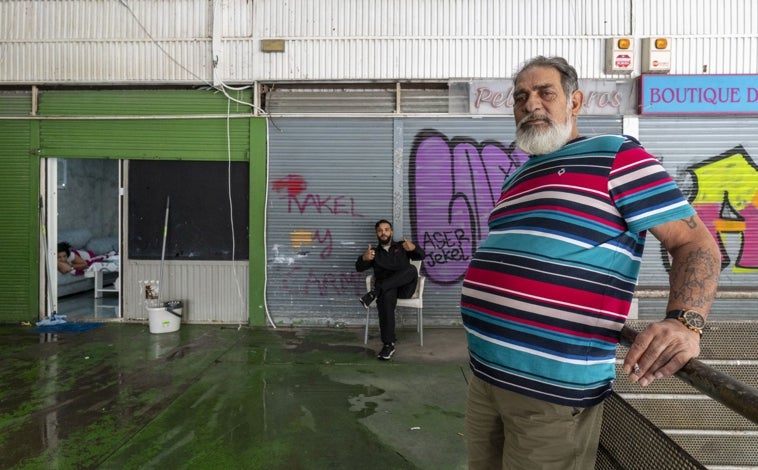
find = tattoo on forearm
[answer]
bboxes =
[684,216,697,229]
[670,247,720,308]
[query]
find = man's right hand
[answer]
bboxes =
[363,244,376,261]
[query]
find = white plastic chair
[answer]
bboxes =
[363,259,425,346]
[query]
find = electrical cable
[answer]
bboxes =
[226,99,245,329]
[226,92,276,329]
[262,117,276,328]
[118,0,267,115]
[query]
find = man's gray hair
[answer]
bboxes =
[514,56,579,98]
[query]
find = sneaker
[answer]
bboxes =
[359,291,376,308]
[377,343,395,360]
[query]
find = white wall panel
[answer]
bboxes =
[251,36,615,81]
[218,0,253,37]
[250,0,630,81]
[254,0,628,37]
[0,0,213,84]
[634,0,757,36]
[633,0,758,74]
[124,260,249,324]
[1,0,209,39]
[668,36,758,74]
[3,40,212,83]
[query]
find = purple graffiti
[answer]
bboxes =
[282,266,366,297]
[409,130,527,283]
[314,229,333,259]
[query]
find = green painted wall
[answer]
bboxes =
[0,89,267,325]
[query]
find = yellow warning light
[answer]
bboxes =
[617,38,631,50]
[654,38,668,49]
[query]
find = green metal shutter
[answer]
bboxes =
[37,89,253,161]
[0,120,37,322]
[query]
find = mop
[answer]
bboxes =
[36,196,67,326]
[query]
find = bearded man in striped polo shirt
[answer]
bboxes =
[461,56,721,470]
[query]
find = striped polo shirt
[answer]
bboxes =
[461,135,696,407]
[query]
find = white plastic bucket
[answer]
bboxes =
[147,300,183,334]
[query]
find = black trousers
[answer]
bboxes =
[375,265,418,345]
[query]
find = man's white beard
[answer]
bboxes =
[515,114,573,156]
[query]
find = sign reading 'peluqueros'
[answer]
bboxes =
[468,79,636,116]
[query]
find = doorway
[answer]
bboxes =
[46,158,122,319]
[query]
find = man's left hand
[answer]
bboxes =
[402,237,416,252]
[623,319,701,387]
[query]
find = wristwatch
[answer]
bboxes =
[665,309,706,336]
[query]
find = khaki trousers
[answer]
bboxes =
[465,375,603,470]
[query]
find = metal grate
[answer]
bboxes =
[620,397,757,431]
[667,435,758,467]
[597,392,706,469]
[608,320,758,468]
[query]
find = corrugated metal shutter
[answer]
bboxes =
[0,119,36,321]
[400,88,450,113]
[265,116,621,327]
[266,89,396,114]
[638,116,758,318]
[265,117,394,325]
[265,85,450,114]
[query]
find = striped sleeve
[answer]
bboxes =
[608,141,695,233]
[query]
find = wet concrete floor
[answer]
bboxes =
[0,323,470,469]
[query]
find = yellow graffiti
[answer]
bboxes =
[713,219,746,233]
[290,230,313,249]
[690,152,758,211]
[689,147,758,271]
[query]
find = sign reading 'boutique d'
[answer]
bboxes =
[640,74,758,115]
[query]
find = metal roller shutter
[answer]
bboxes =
[265,115,621,326]
[639,117,758,318]
[265,117,394,326]
[0,120,36,322]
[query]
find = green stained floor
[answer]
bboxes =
[0,324,469,470]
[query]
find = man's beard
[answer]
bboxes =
[515,113,573,156]
[377,235,391,246]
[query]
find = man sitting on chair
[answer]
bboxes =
[356,219,425,360]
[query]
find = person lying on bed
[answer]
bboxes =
[57,241,105,275]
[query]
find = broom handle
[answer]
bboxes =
[158,196,169,301]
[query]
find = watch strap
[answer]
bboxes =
[665,309,685,320]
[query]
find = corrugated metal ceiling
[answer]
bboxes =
[0,0,756,83]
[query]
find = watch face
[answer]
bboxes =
[683,310,706,329]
